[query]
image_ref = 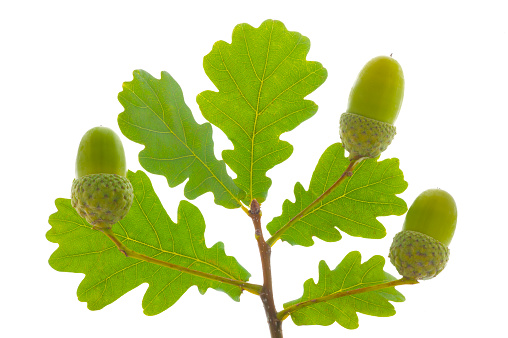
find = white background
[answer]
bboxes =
[1,1,507,337]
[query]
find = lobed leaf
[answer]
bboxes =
[47,170,250,315]
[284,251,405,329]
[197,19,327,205]
[118,70,245,209]
[267,143,408,246]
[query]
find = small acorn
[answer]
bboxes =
[389,189,457,280]
[340,55,404,159]
[71,126,133,230]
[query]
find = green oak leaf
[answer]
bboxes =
[118,70,245,209]
[47,170,250,315]
[267,143,408,246]
[284,251,405,329]
[197,19,327,205]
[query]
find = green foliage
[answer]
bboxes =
[267,143,408,246]
[46,19,419,336]
[47,170,250,315]
[284,251,404,329]
[197,19,327,205]
[118,70,245,209]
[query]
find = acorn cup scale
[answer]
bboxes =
[71,126,134,230]
[340,56,404,159]
[389,189,457,280]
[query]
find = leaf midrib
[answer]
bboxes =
[56,201,239,281]
[212,21,312,202]
[286,161,405,233]
[295,258,393,318]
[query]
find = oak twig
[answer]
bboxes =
[249,200,283,338]
[277,277,419,321]
[266,156,365,247]
[100,228,263,296]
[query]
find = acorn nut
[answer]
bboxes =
[389,189,457,280]
[71,126,134,230]
[340,56,404,159]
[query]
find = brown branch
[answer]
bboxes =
[249,200,283,338]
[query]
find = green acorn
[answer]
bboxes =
[340,55,404,159]
[389,189,457,280]
[71,126,133,230]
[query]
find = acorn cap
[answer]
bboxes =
[71,173,133,230]
[389,230,450,280]
[339,112,396,159]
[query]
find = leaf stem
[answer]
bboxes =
[100,228,263,296]
[277,277,419,321]
[266,156,365,247]
[240,203,250,215]
[249,200,283,338]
